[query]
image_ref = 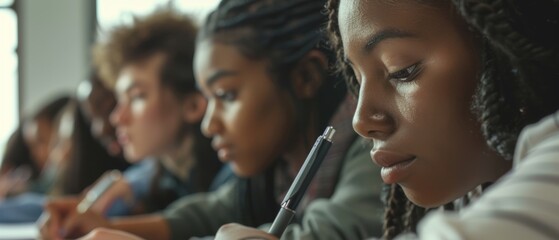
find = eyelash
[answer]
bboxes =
[387,61,423,82]
[215,89,237,102]
[130,93,146,101]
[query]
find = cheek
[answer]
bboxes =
[130,98,174,127]
[223,102,254,144]
[226,95,292,167]
[131,100,147,116]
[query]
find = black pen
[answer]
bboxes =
[268,126,336,238]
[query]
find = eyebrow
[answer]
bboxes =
[200,69,238,89]
[124,81,141,94]
[344,28,417,64]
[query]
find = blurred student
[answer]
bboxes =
[0,84,131,223]
[39,9,232,239]
[0,96,70,223]
[41,1,385,240]
[89,8,229,215]
[0,96,70,199]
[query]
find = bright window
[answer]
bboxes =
[0,3,18,159]
[96,0,220,31]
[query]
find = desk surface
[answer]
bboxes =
[0,223,38,240]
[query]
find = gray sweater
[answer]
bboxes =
[163,137,384,240]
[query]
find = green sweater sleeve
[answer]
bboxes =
[163,179,241,240]
[260,139,384,239]
[163,138,384,240]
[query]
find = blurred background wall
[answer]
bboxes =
[0,0,219,160]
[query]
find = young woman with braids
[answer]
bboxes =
[208,0,559,239]
[323,0,559,239]
[60,0,386,240]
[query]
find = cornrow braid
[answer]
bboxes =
[200,0,347,137]
[202,0,327,66]
[382,184,407,239]
[405,200,428,234]
[325,0,360,96]
[471,40,519,160]
[454,0,559,159]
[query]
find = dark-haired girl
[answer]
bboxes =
[61,0,386,240]
[212,0,559,239]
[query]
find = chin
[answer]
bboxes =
[123,149,143,162]
[402,186,454,209]
[231,164,258,178]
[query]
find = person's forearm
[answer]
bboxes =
[110,215,171,240]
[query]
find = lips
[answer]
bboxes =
[371,149,416,184]
[106,140,122,156]
[212,139,233,162]
[116,131,130,145]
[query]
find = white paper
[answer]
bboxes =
[0,223,38,240]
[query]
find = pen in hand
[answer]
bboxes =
[37,170,121,236]
[268,126,335,238]
[76,170,122,214]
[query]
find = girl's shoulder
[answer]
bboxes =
[514,110,559,166]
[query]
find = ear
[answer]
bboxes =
[290,50,329,99]
[181,92,208,124]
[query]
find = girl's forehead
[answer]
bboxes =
[338,0,454,53]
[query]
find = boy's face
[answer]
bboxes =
[111,53,186,162]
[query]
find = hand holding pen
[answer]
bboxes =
[38,170,121,239]
[268,126,336,238]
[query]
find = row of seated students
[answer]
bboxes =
[6,0,558,239]
[38,5,385,240]
[0,70,233,223]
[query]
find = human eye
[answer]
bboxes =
[214,89,237,102]
[387,61,423,82]
[129,91,146,102]
[130,92,146,101]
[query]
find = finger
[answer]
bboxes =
[37,212,51,238]
[61,210,107,238]
[38,209,61,240]
[61,211,83,238]
[76,228,145,240]
[41,198,78,239]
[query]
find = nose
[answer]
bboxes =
[110,103,129,127]
[352,79,395,141]
[201,101,222,138]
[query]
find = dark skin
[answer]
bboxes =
[339,0,511,208]
[210,0,512,239]
[195,40,301,177]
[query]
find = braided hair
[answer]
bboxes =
[326,0,559,238]
[199,0,347,137]
[198,0,349,227]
